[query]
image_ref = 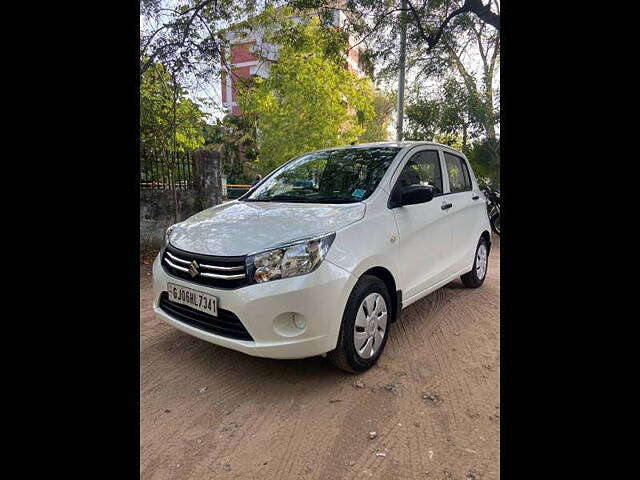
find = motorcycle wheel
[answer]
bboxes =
[490,214,500,236]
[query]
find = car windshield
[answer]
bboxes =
[243,147,401,203]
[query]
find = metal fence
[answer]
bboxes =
[140,151,195,190]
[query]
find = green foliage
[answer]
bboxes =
[405,74,499,185]
[406,79,469,142]
[202,114,258,184]
[406,76,491,150]
[236,16,376,173]
[246,5,349,67]
[467,138,500,185]
[405,97,440,141]
[140,61,206,155]
[359,90,395,143]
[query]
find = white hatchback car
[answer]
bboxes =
[153,142,491,372]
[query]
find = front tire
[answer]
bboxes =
[461,236,489,288]
[327,275,391,373]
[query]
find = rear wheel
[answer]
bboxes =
[490,213,500,235]
[461,237,489,288]
[327,275,391,373]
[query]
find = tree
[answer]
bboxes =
[140,0,257,78]
[140,60,207,221]
[403,0,499,54]
[141,0,500,179]
[288,0,499,80]
[406,75,487,148]
[202,114,258,184]
[142,1,500,82]
[237,15,376,173]
[359,90,396,143]
[405,15,500,184]
[140,61,206,156]
[439,8,499,143]
[467,138,499,185]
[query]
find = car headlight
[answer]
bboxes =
[246,232,336,284]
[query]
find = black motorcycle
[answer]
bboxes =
[480,183,500,236]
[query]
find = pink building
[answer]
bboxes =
[221,9,368,116]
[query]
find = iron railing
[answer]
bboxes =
[226,184,251,199]
[141,151,194,190]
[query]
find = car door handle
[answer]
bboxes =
[472,195,480,200]
[441,203,453,210]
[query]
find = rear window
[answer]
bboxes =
[444,152,472,193]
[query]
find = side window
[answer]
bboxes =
[444,152,472,193]
[396,150,443,195]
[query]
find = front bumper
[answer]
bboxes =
[152,254,358,359]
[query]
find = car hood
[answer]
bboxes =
[168,200,366,256]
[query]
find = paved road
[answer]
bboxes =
[140,237,500,479]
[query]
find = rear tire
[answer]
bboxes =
[327,275,391,373]
[461,236,489,288]
[490,213,500,236]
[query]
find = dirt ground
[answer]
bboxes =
[140,237,500,480]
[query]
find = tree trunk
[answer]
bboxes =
[448,42,498,142]
[483,61,497,140]
[484,94,496,140]
[462,123,468,152]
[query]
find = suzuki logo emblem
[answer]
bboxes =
[189,260,200,278]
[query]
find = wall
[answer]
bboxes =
[140,189,200,252]
[140,149,223,251]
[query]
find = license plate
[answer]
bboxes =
[167,283,218,317]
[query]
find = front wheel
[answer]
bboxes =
[327,275,391,373]
[461,237,489,288]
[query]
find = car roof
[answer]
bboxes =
[314,141,464,155]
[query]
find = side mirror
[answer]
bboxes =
[392,185,434,208]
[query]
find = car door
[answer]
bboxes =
[441,151,484,272]
[390,148,456,300]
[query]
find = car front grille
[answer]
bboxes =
[162,243,249,289]
[158,292,253,341]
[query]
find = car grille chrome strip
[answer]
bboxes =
[199,271,246,280]
[164,258,190,272]
[199,263,245,272]
[165,251,243,272]
[165,251,191,265]
[163,256,246,279]
[162,244,249,289]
